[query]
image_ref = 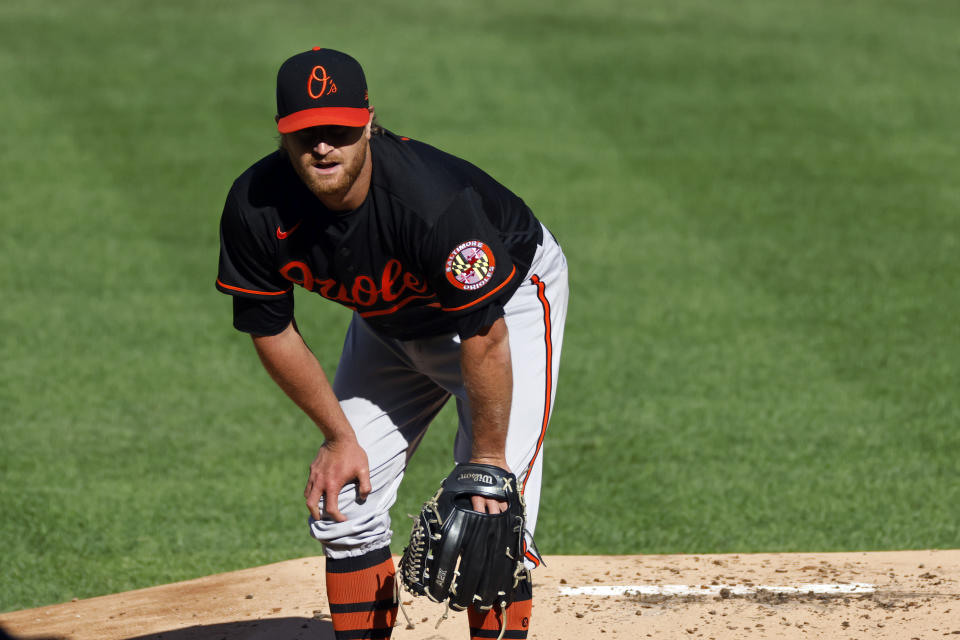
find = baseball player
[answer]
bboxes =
[216,47,568,640]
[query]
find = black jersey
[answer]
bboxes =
[216,130,543,340]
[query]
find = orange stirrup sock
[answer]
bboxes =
[467,579,533,640]
[325,546,397,639]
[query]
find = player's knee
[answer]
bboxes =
[307,512,393,559]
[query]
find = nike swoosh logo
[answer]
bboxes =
[276,220,302,240]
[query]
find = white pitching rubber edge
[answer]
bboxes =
[559,583,877,597]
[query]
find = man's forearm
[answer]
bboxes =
[460,317,513,467]
[251,321,354,441]
[252,320,370,522]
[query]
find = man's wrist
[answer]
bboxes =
[468,454,511,472]
[320,427,359,446]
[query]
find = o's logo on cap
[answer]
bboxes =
[308,65,338,99]
[445,240,496,290]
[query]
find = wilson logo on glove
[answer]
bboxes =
[457,471,495,485]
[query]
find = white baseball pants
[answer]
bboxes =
[309,225,568,569]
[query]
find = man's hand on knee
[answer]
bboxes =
[304,437,372,522]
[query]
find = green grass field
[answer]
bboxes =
[2,0,959,613]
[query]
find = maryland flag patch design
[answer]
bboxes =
[445,240,496,291]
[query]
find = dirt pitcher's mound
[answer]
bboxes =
[2,551,959,639]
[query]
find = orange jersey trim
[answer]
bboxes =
[216,279,292,296]
[441,265,516,312]
[358,293,438,318]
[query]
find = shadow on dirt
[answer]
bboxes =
[1,625,66,640]
[1,618,336,640]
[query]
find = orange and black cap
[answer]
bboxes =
[276,47,370,133]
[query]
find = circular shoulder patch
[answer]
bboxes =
[445,240,497,291]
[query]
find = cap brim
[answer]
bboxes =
[277,107,371,133]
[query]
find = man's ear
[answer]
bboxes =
[365,107,375,139]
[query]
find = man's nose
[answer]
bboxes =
[312,139,333,155]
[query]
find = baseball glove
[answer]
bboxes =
[398,462,528,613]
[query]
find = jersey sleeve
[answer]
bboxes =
[233,294,294,336]
[423,187,519,317]
[216,188,293,300]
[453,302,505,339]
